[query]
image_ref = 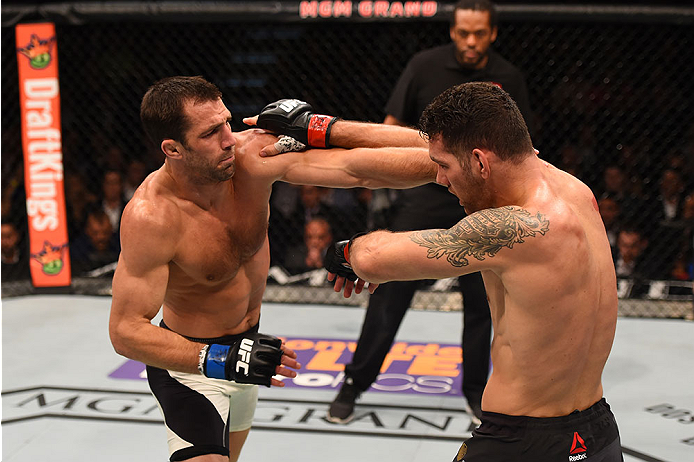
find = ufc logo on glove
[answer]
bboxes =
[236,338,254,375]
[200,332,283,386]
[279,99,305,112]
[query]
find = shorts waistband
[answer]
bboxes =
[159,320,259,345]
[480,398,611,431]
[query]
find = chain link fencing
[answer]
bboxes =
[2,2,693,317]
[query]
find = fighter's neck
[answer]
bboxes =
[162,163,234,210]
[489,156,546,209]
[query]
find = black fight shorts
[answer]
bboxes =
[454,398,623,462]
[147,322,260,461]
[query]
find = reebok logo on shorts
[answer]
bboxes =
[568,431,588,461]
[455,442,467,461]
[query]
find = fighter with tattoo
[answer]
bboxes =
[251,82,623,461]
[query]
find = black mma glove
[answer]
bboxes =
[256,99,337,148]
[323,235,364,282]
[201,333,283,387]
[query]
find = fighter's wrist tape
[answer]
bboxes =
[342,241,352,264]
[203,344,231,379]
[307,114,337,148]
[198,344,210,375]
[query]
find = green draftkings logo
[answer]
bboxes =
[31,241,68,275]
[17,34,56,69]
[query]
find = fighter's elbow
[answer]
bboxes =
[109,318,135,358]
[351,238,389,284]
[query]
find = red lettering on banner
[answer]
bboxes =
[300,1,319,17]
[333,1,353,17]
[374,1,389,16]
[301,1,353,18]
[319,1,333,17]
[422,1,437,17]
[357,1,437,18]
[389,1,404,17]
[404,1,421,16]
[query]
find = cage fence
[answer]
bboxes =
[1,1,693,318]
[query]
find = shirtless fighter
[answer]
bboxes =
[108,76,433,461]
[253,83,624,461]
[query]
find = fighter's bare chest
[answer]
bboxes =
[172,203,269,283]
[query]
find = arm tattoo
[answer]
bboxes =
[410,206,550,267]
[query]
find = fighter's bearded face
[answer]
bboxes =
[429,136,490,214]
[179,98,237,184]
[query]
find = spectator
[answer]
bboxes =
[643,169,689,278]
[664,149,693,193]
[92,169,128,232]
[290,185,344,239]
[283,217,333,275]
[64,171,98,239]
[613,227,650,280]
[328,0,533,426]
[123,159,150,201]
[1,219,30,281]
[614,142,655,194]
[664,191,694,282]
[654,169,687,223]
[323,187,373,237]
[101,143,127,176]
[599,164,643,219]
[70,209,120,276]
[598,194,621,251]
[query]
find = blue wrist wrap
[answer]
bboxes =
[205,344,230,379]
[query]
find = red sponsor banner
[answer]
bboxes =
[15,23,71,287]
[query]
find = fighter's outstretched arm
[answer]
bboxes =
[238,129,436,190]
[310,119,427,149]
[280,145,436,190]
[327,206,551,293]
[243,98,427,151]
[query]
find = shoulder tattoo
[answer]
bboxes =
[409,206,550,267]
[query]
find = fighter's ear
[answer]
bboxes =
[472,148,491,179]
[161,139,182,159]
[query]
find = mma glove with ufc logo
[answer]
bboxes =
[200,333,283,387]
[255,99,337,148]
